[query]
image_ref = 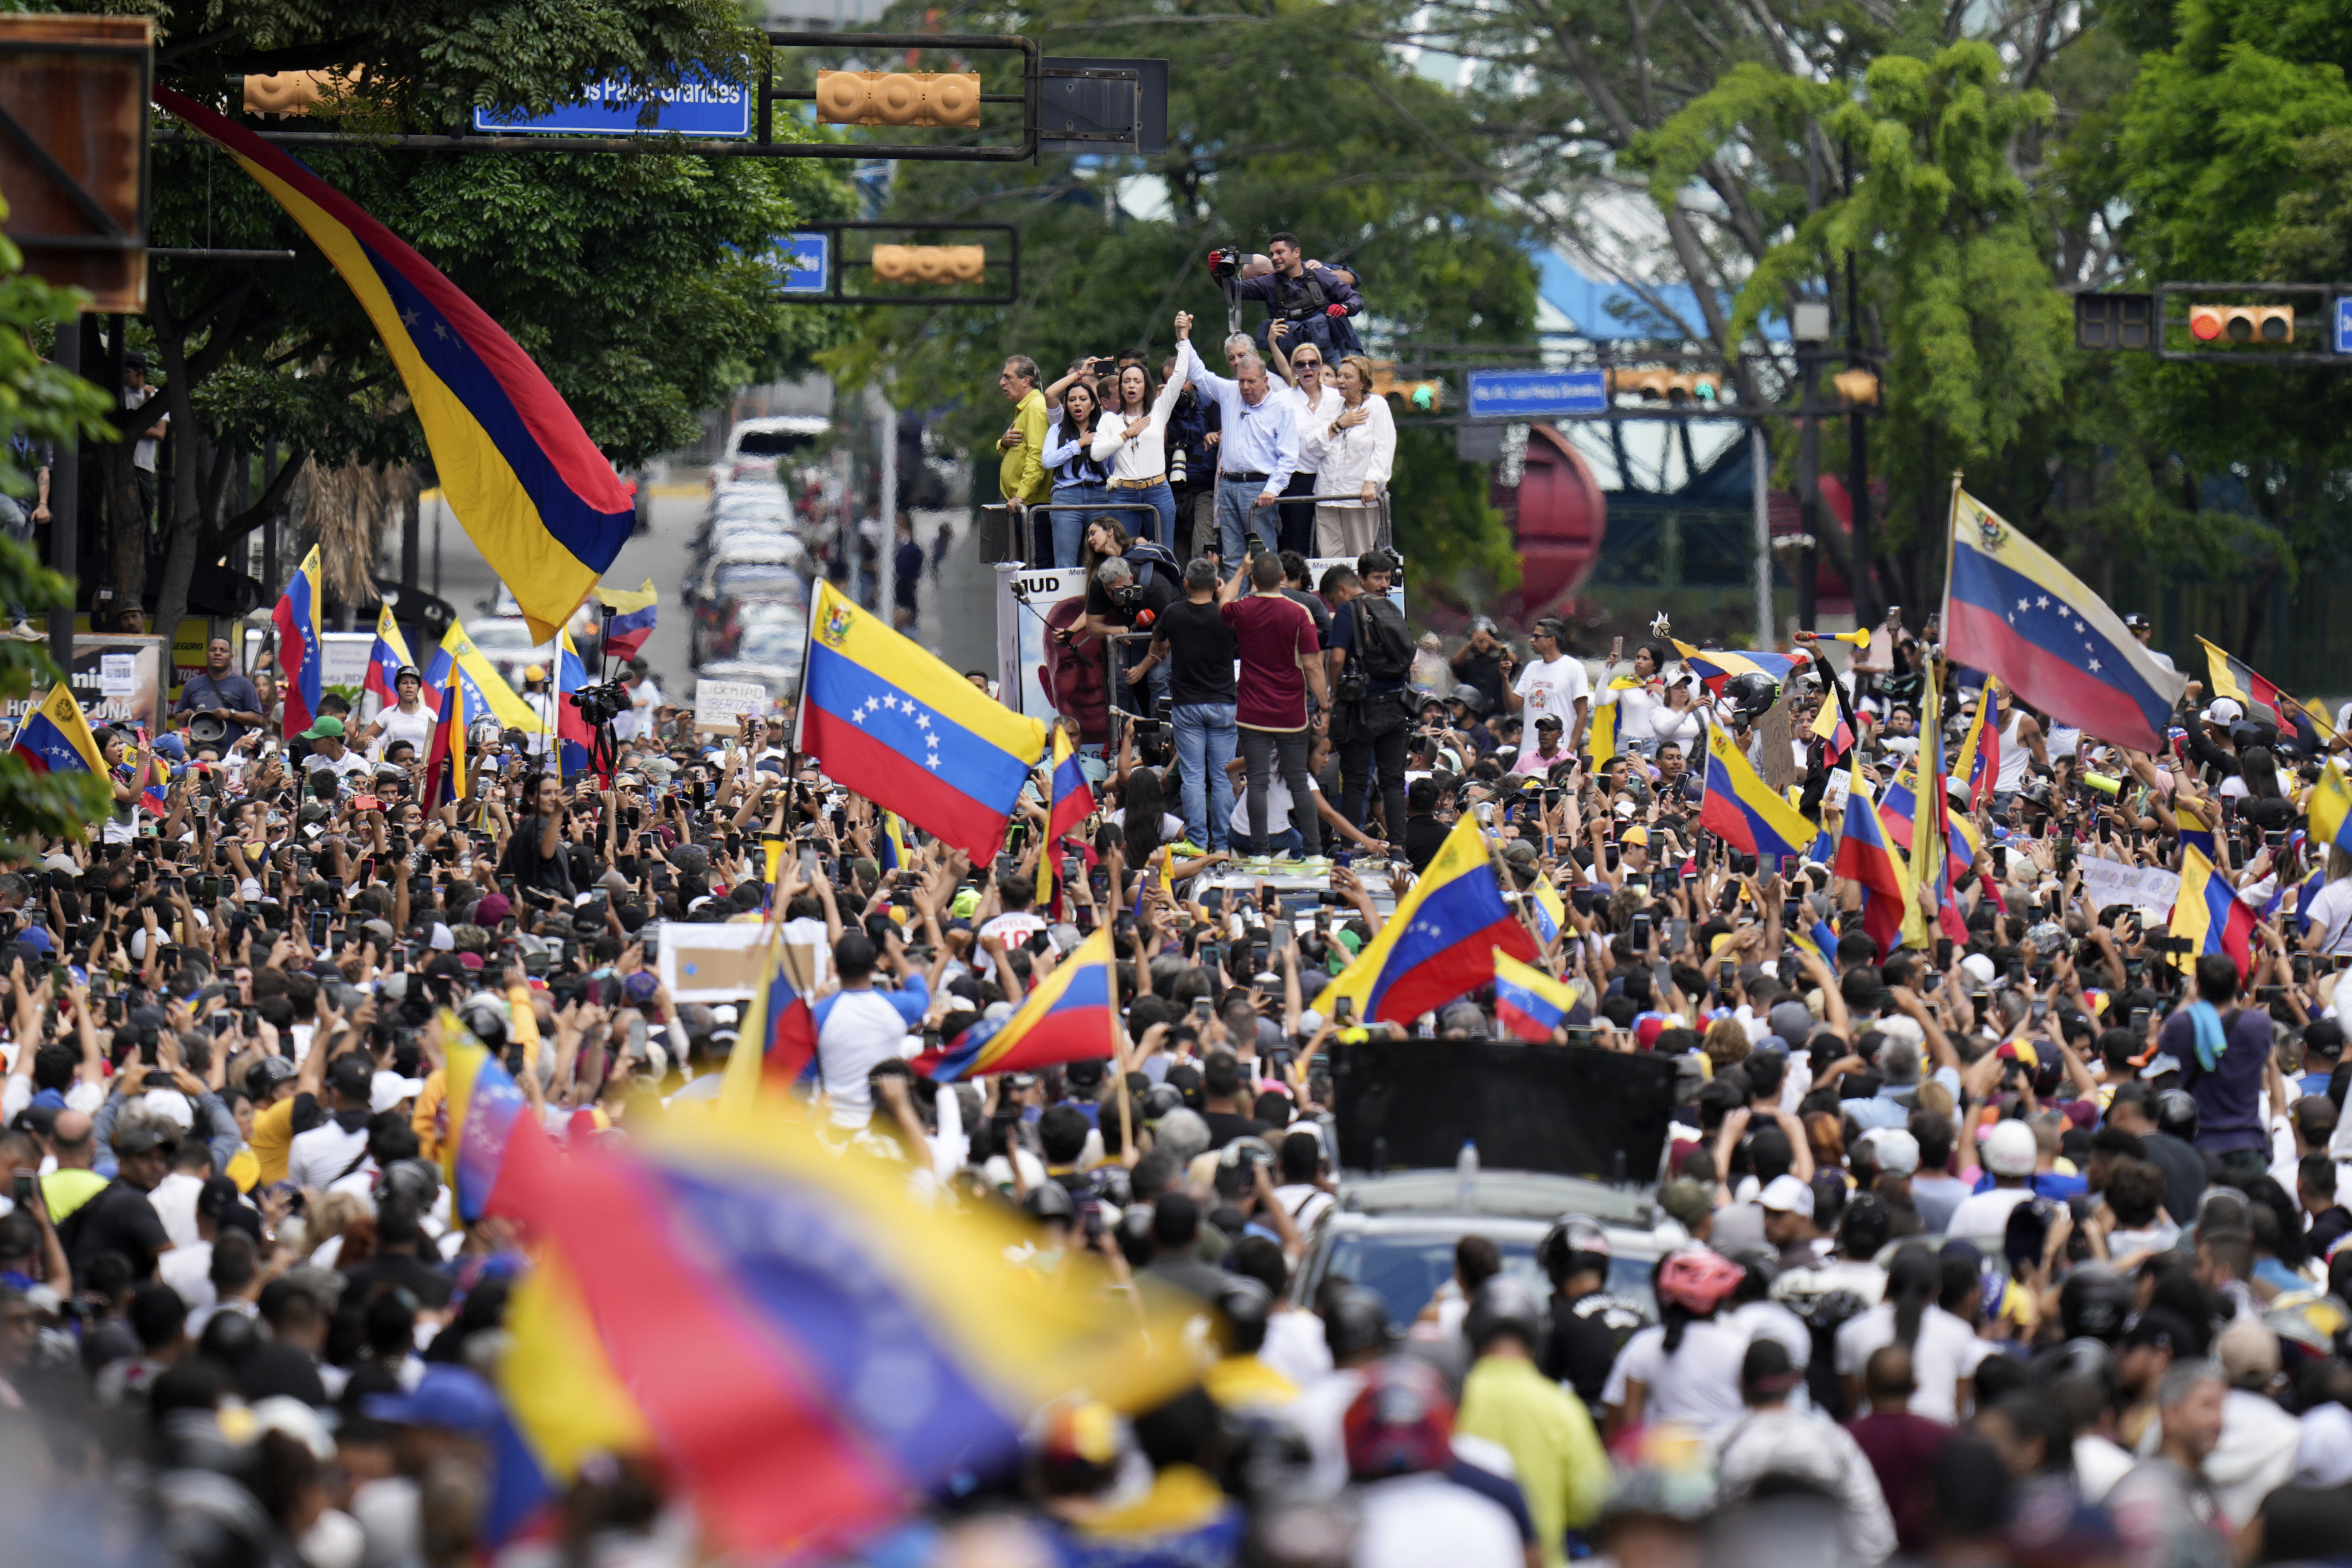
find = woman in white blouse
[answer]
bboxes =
[1087,346,1189,550]
[1598,641,1677,756]
[1270,330,1343,555]
[1307,355,1396,558]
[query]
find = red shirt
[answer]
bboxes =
[1220,593,1318,731]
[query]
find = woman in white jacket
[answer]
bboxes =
[1087,330,1190,550]
[1306,355,1396,559]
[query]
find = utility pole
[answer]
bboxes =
[1843,143,1874,626]
[48,325,79,674]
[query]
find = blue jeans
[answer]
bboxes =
[1116,479,1177,550]
[1173,702,1237,851]
[1215,478,1279,564]
[1051,484,1111,566]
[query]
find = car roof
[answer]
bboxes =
[1339,1170,1663,1227]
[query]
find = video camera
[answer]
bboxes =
[571,679,631,729]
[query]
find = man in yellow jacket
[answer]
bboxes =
[1456,1277,1610,1568]
[997,354,1050,556]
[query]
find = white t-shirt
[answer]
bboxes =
[1353,1473,1523,1568]
[287,1117,372,1191]
[2304,877,2352,956]
[303,746,372,788]
[370,703,434,763]
[1604,1319,1752,1438]
[159,1239,217,1316]
[1945,1186,2034,1239]
[1229,772,1320,834]
[1514,655,1591,725]
[976,910,1048,947]
[1834,1303,1980,1422]
[149,1170,205,1250]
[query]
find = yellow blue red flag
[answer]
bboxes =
[798,579,1048,862]
[1325,813,1537,1024]
[912,924,1118,1082]
[2171,844,2257,981]
[10,682,106,778]
[1699,720,1816,867]
[1492,949,1576,1042]
[156,88,632,643]
[364,602,415,710]
[272,545,325,739]
[421,620,546,733]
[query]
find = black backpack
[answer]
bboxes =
[1350,593,1413,681]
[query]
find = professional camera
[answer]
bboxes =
[571,679,631,729]
[1206,245,1244,281]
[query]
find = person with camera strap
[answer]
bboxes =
[1322,553,1413,850]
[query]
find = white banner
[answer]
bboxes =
[2076,854,2180,921]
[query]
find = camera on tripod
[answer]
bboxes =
[571,679,632,729]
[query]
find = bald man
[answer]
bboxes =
[41,1109,106,1225]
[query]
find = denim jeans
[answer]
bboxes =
[1173,702,1238,851]
[1215,478,1279,564]
[1238,725,1320,858]
[1115,479,1177,550]
[1050,484,1111,566]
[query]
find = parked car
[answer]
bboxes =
[464,617,556,692]
[694,612,806,705]
[1288,1169,1682,1329]
[716,415,829,487]
[696,593,809,668]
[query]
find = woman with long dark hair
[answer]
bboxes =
[1041,373,1111,567]
[1602,1246,1750,1438]
[1833,1244,1979,1421]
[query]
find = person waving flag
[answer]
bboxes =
[272,545,325,740]
[364,602,415,712]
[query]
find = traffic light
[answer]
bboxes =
[2074,292,2152,350]
[1831,368,1880,407]
[1368,363,1442,411]
[814,70,983,128]
[869,244,985,284]
[1605,368,1721,404]
[2188,304,2294,344]
[243,70,361,115]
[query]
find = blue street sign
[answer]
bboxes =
[2335,297,2352,355]
[1465,368,1607,419]
[775,233,829,295]
[473,76,752,138]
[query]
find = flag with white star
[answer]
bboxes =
[1323,813,1537,1025]
[1943,490,2185,751]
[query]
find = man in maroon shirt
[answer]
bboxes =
[1219,549,1328,867]
[1845,1344,1952,1556]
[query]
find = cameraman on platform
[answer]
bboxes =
[1212,232,1365,359]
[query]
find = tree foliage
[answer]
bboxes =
[843,0,1536,593]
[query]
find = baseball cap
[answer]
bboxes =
[1759,1173,1815,1218]
[360,1365,501,1434]
[2214,1317,2280,1385]
[245,1056,296,1097]
[2201,698,2243,725]
[474,893,512,926]
[1982,1119,2038,1177]
[370,1072,426,1115]
[297,716,345,741]
[112,1116,175,1155]
[325,1053,373,1103]
[1768,1001,1816,1047]
[1868,1127,1921,1177]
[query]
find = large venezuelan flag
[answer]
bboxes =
[1492,949,1576,1042]
[1325,814,1537,1025]
[1671,639,1810,695]
[440,1012,534,1223]
[913,925,1118,1082]
[364,602,415,710]
[717,935,818,1112]
[273,545,325,740]
[9,683,107,777]
[421,620,548,733]
[494,1107,1195,1558]
[155,88,632,643]
[1699,721,1816,867]
[1834,788,1912,960]
[799,580,1048,862]
[2171,844,2257,981]
[1943,490,2185,753]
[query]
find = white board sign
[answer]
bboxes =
[693,678,772,732]
[2076,855,2181,921]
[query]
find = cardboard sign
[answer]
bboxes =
[693,678,771,732]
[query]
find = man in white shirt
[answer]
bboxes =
[286,1055,377,1191]
[1947,1120,2040,1237]
[1505,617,1592,756]
[976,871,1048,947]
[147,1141,212,1250]
[1178,329,1298,564]
[812,933,929,1129]
[296,718,372,789]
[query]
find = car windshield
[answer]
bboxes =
[470,625,536,650]
[734,626,803,664]
[1323,1232,1656,1327]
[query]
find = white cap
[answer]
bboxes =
[1982,1119,2037,1177]
[1868,1127,1921,1177]
[370,1072,426,1114]
[428,922,456,952]
[139,1088,194,1129]
[1960,952,1997,990]
[1759,1173,1815,1218]
[2202,698,2244,725]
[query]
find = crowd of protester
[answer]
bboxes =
[10,349,2352,1563]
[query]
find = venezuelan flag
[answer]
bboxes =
[1943,489,2185,752]
[593,578,659,663]
[156,89,631,644]
[2171,844,2256,981]
[1810,674,1858,766]
[440,1011,532,1222]
[495,1105,1198,1560]
[1906,659,1950,947]
[799,580,1048,862]
[555,631,597,782]
[717,936,818,1111]
[424,669,470,808]
[878,812,909,873]
[2199,636,2334,746]
[1588,675,1642,758]
[1037,726,1095,914]
[1672,639,1810,696]
[913,924,1118,1082]
[272,545,325,740]
[138,783,169,818]
[1834,788,1912,960]
[1493,949,1575,1042]
[364,603,415,710]
[1951,679,2001,809]
[1699,721,1816,867]
[2311,761,2352,857]
[1529,872,1567,949]
[421,620,548,733]
[1325,814,1536,1025]
[9,683,106,777]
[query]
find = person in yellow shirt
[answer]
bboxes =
[1455,1277,1610,1568]
[997,355,1050,557]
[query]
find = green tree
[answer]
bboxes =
[71,0,854,635]
[0,233,125,846]
[835,0,1533,595]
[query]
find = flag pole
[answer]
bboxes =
[1109,931,1135,1166]
[1940,470,1962,642]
